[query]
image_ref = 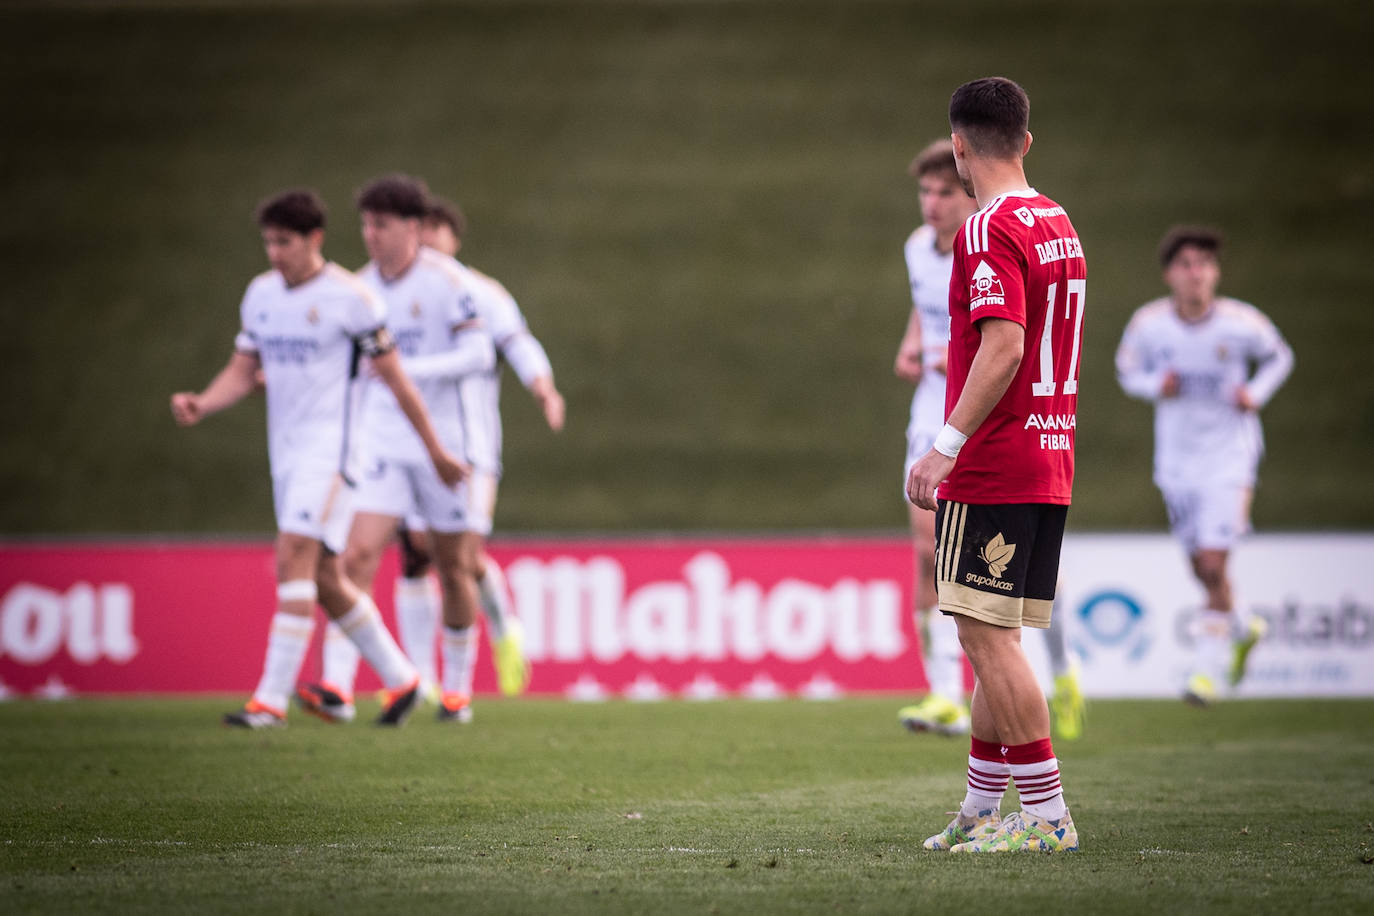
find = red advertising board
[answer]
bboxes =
[0,538,928,699]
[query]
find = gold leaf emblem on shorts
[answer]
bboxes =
[979,533,1016,579]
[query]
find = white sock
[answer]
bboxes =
[321,621,361,697]
[961,743,1010,818]
[1194,609,1232,682]
[394,575,439,689]
[1005,738,1067,821]
[1228,592,1251,639]
[335,595,417,690]
[251,612,314,715]
[441,625,478,698]
[923,608,965,702]
[477,561,511,641]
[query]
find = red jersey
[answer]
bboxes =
[942,189,1086,505]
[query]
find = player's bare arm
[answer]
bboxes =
[529,375,566,432]
[894,309,925,384]
[906,318,1023,510]
[370,348,470,487]
[170,350,261,426]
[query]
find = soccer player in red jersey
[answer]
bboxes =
[906,77,1085,853]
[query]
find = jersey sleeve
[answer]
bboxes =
[343,284,394,357]
[1242,307,1294,407]
[234,283,260,354]
[1115,310,1165,401]
[903,230,922,310]
[502,333,554,388]
[964,217,1028,328]
[402,331,496,381]
[444,281,482,329]
[343,284,388,337]
[469,278,550,384]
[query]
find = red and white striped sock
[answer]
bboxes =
[959,737,1010,818]
[1007,738,1068,821]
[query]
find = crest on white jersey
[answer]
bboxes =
[1014,207,1035,227]
[969,260,1006,310]
[410,300,422,318]
[306,307,319,325]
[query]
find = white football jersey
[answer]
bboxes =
[903,224,953,435]
[454,261,554,478]
[904,224,954,365]
[1116,296,1293,488]
[357,247,493,464]
[234,263,386,480]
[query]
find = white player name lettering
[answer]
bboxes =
[1,582,139,665]
[1023,413,1077,430]
[1033,237,1084,266]
[506,552,906,664]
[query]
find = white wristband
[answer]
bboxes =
[932,423,969,459]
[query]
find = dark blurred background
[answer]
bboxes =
[2,0,1371,535]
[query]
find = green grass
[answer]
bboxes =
[1,1,1372,534]
[2,697,1372,914]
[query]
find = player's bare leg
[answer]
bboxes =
[295,512,419,725]
[1192,549,1233,613]
[955,617,1048,745]
[1184,547,1263,702]
[312,544,421,725]
[477,548,530,696]
[225,531,322,728]
[313,511,399,709]
[923,645,1007,850]
[430,530,481,722]
[947,615,1076,853]
[1183,547,1231,705]
[393,526,440,699]
[899,503,968,735]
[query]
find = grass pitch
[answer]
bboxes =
[2,697,1371,914]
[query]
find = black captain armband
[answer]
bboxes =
[357,326,396,358]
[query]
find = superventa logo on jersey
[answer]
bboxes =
[505,552,907,664]
[0,582,138,665]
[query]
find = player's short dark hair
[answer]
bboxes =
[356,173,430,219]
[1158,225,1224,268]
[949,77,1030,159]
[255,189,326,234]
[907,139,958,182]
[424,196,468,242]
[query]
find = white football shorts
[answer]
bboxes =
[352,457,497,536]
[272,466,354,553]
[1161,484,1253,553]
[903,373,947,495]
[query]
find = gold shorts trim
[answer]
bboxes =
[940,580,1053,629]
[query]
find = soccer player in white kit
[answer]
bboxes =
[310,193,563,720]
[895,141,1085,740]
[1116,226,1293,705]
[414,198,564,699]
[170,189,466,728]
[894,140,981,737]
[296,176,499,726]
